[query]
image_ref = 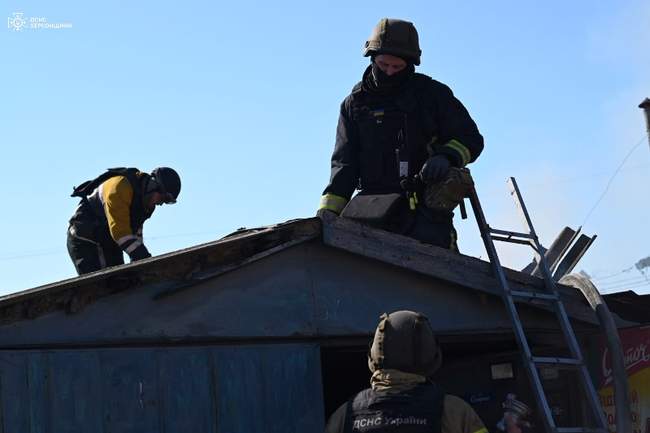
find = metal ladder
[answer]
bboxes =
[467,177,608,433]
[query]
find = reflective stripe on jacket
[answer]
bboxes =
[70,168,152,260]
[321,66,483,207]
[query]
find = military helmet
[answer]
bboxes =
[367,310,442,377]
[364,18,421,65]
[151,167,181,204]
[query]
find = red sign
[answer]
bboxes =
[601,326,650,387]
[599,325,650,433]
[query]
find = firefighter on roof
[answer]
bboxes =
[318,18,483,249]
[67,167,181,275]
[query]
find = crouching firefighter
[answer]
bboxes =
[67,167,181,275]
[325,310,488,433]
[318,18,483,250]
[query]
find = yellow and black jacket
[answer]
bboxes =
[70,168,153,260]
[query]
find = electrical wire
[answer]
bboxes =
[581,134,649,227]
[526,163,650,188]
[0,248,62,261]
[599,281,650,294]
[0,230,222,261]
[598,277,650,292]
[590,267,635,281]
[596,274,649,285]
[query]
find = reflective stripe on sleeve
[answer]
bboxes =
[472,427,488,433]
[444,139,472,166]
[116,234,139,247]
[97,184,105,205]
[124,239,143,254]
[319,193,348,214]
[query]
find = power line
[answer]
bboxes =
[146,231,217,241]
[581,134,649,227]
[591,267,635,281]
[599,276,648,289]
[0,230,223,262]
[598,277,650,291]
[526,163,650,188]
[0,249,61,261]
[596,274,648,285]
[600,281,650,294]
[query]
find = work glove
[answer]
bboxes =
[419,155,451,184]
[128,243,152,261]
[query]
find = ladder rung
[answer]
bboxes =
[532,356,582,366]
[510,290,559,301]
[557,428,608,433]
[491,235,533,245]
[489,228,535,240]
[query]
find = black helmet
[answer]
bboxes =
[364,18,421,65]
[368,310,442,377]
[151,167,181,204]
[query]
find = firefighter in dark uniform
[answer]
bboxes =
[325,310,488,433]
[67,167,181,275]
[318,18,484,249]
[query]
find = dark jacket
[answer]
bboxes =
[320,66,483,214]
[325,383,445,433]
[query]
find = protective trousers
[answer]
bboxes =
[66,223,124,275]
[384,204,458,251]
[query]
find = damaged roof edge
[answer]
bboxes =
[0,215,622,327]
[321,214,608,326]
[0,218,321,324]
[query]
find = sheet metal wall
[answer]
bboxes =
[0,343,324,433]
[0,243,559,348]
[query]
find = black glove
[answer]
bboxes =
[419,155,451,184]
[128,243,152,261]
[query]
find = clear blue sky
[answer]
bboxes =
[2,1,649,295]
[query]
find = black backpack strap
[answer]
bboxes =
[70,167,140,198]
[70,167,127,198]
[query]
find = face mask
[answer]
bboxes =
[371,61,413,88]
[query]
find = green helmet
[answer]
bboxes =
[364,18,421,65]
[367,310,442,377]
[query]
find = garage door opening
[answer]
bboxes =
[320,345,371,419]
